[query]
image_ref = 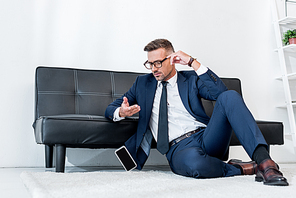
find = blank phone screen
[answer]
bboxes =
[115,147,137,171]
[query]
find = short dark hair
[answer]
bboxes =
[144,39,175,53]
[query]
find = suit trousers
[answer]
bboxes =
[166,90,268,178]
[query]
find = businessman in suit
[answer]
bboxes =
[105,39,288,186]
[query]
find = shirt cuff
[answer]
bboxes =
[195,64,208,76]
[113,107,125,122]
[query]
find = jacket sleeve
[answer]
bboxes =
[197,69,228,101]
[104,76,139,121]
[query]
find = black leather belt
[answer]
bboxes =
[169,127,205,147]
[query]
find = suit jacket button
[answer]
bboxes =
[211,74,217,81]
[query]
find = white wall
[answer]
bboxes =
[0,0,295,168]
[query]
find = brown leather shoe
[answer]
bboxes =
[228,159,257,175]
[255,159,289,186]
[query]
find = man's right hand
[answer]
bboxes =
[119,97,141,117]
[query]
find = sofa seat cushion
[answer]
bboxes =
[34,115,283,148]
[34,114,138,148]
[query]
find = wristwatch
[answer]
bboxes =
[188,57,195,67]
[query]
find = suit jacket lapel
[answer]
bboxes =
[177,72,194,116]
[145,76,157,126]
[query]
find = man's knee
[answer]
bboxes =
[218,90,241,100]
[171,147,208,178]
[216,90,243,107]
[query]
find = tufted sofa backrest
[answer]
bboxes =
[34,66,242,120]
[35,66,146,119]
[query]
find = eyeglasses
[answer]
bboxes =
[143,57,168,70]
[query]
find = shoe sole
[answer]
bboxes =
[255,176,263,182]
[255,176,289,186]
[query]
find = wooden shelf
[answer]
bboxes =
[276,72,296,80]
[274,44,296,52]
[278,16,296,25]
[287,73,296,79]
[277,101,296,108]
[283,44,296,52]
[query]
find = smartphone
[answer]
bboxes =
[115,146,137,171]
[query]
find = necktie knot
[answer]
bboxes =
[161,81,168,87]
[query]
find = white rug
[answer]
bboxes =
[21,168,296,198]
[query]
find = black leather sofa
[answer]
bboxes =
[33,66,284,172]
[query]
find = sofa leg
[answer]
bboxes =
[55,144,66,173]
[45,145,53,168]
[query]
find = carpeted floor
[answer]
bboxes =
[21,165,296,198]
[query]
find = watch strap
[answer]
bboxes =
[188,57,195,67]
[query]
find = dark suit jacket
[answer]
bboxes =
[105,69,228,169]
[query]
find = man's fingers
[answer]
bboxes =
[122,97,129,107]
[168,51,191,65]
[129,105,140,115]
[167,53,177,65]
[120,104,141,117]
[129,105,140,113]
[123,96,128,104]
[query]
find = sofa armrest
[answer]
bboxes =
[34,114,138,147]
[230,120,284,146]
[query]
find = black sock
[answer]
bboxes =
[232,164,243,174]
[252,145,271,165]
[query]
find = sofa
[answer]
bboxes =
[33,66,284,172]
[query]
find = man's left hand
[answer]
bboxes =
[167,50,201,71]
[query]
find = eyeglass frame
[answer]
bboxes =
[143,57,168,70]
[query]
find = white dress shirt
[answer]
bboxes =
[114,65,208,143]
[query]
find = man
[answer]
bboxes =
[105,39,288,186]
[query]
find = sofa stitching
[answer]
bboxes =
[74,70,79,114]
[110,72,115,101]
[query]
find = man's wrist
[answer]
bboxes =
[188,57,195,67]
[195,64,208,75]
[191,59,201,71]
[113,107,125,121]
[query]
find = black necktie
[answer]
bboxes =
[157,81,169,155]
